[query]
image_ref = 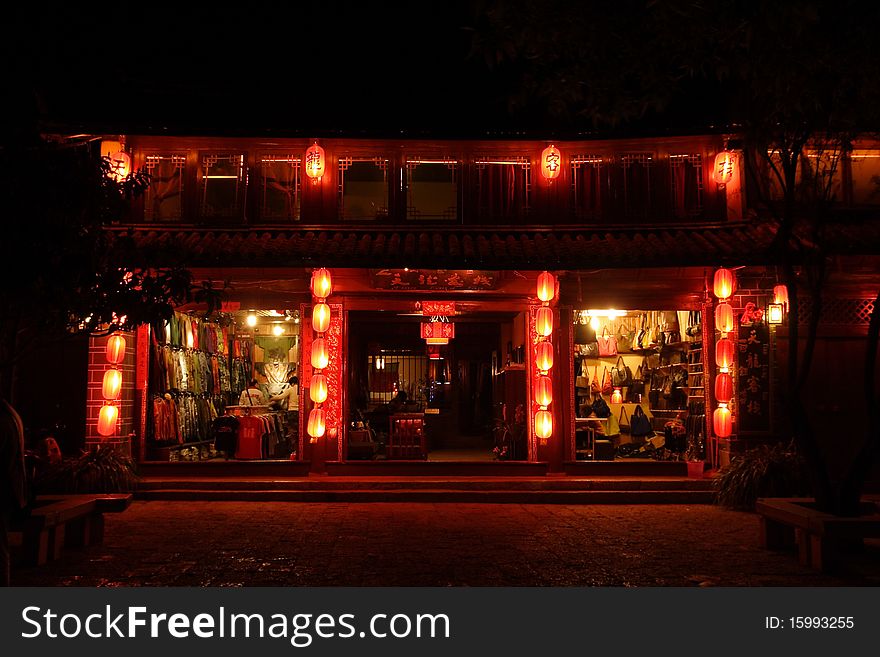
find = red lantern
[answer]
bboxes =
[713,406,732,438]
[310,373,328,404]
[312,302,331,333]
[307,408,326,439]
[102,369,122,400]
[536,271,556,303]
[536,307,553,337]
[97,404,118,437]
[540,144,562,180]
[535,341,554,372]
[714,372,733,404]
[534,375,553,407]
[715,337,736,370]
[713,150,736,185]
[107,151,131,182]
[311,337,329,370]
[773,284,789,310]
[305,143,325,180]
[535,409,553,439]
[715,302,734,334]
[713,268,736,300]
[106,335,127,364]
[421,321,455,344]
[311,268,333,299]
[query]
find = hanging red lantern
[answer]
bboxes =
[311,337,329,370]
[102,369,122,400]
[534,375,553,408]
[310,373,328,404]
[713,406,732,438]
[715,337,736,370]
[311,268,333,299]
[107,151,131,182]
[773,284,789,310]
[305,143,325,180]
[106,335,127,364]
[535,409,553,439]
[97,404,118,437]
[714,372,733,404]
[536,307,554,337]
[713,150,736,186]
[540,144,562,180]
[421,321,455,343]
[312,302,331,333]
[307,408,326,439]
[715,302,734,334]
[713,268,736,300]
[535,341,554,372]
[536,271,556,303]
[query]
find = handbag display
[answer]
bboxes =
[583,341,599,358]
[591,365,601,394]
[630,405,654,437]
[575,357,590,389]
[591,394,611,418]
[575,322,598,345]
[611,356,633,387]
[618,406,631,433]
[597,327,618,357]
[616,328,634,353]
[601,366,613,395]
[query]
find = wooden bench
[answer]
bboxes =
[10,494,133,566]
[756,497,880,572]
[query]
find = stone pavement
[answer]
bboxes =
[12,501,880,586]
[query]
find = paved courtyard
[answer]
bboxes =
[13,501,880,586]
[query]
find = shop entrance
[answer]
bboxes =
[347,311,528,461]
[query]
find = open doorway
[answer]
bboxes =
[347,311,527,461]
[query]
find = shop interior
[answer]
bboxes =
[574,308,707,462]
[347,310,528,461]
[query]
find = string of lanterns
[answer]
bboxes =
[534,271,557,442]
[97,334,126,437]
[713,268,736,440]
[307,268,333,442]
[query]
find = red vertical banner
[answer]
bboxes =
[325,303,344,461]
[527,305,538,462]
[135,324,150,391]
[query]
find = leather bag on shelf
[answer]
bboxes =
[597,327,618,358]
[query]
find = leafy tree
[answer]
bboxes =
[474,0,880,515]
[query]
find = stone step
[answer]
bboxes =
[135,488,715,504]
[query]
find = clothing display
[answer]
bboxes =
[234,412,287,459]
[151,392,223,444]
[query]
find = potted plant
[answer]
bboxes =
[35,445,140,494]
[714,441,811,510]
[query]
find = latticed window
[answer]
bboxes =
[406,158,459,221]
[570,155,606,221]
[259,155,301,222]
[199,153,246,220]
[144,154,186,222]
[670,154,704,218]
[797,298,875,325]
[475,157,530,223]
[338,157,389,221]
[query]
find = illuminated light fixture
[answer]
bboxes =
[611,388,623,404]
[375,355,386,370]
[97,404,119,437]
[773,284,789,310]
[102,369,122,400]
[421,321,455,343]
[713,405,732,438]
[311,337,329,370]
[713,150,736,186]
[767,303,784,324]
[311,268,333,300]
[715,302,734,335]
[309,374,328,404]
[713,268,736,300]
[714,372,733,404]
[590,315,601,332]
[715,337,736,371]
[312,302,331,333]
[534,375,553,408]
[107,151,131,182]
[536,306,554,337]
[305,143,326,181]
[536,271,556,303]
[535,341,554,372]
[535,409,553,440]
[540,144,562,181]
[246,311,258,328]
[106,335,127,365]
[272,324,284,336]
[307,408,326,439]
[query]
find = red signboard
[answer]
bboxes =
[421,301,457,316]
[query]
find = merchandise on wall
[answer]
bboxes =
[573,308,706,461]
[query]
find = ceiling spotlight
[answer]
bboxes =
[272,324,284,336]
[246,311,258,327]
